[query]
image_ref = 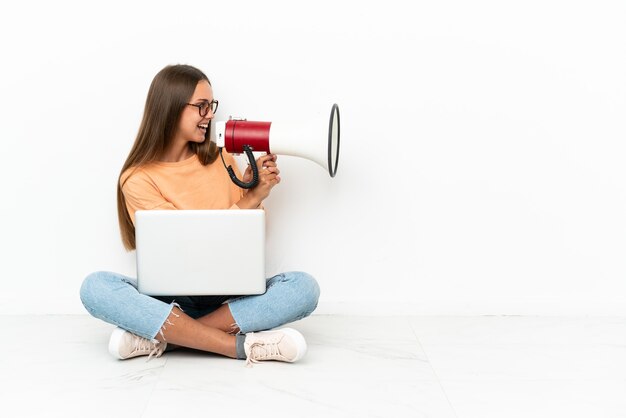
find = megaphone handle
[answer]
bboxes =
[220,145,259,189]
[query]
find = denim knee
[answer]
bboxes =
[79,271,176,340]
[228,271,321,333]
[80,271,106,314]
[285,271,320,318]
[80,271,129,315]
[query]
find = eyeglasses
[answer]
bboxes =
[186,100,218,117]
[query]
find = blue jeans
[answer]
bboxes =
[80,271,320,340]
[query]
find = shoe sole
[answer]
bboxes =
[108,327,127,359]
[277,327,307,362]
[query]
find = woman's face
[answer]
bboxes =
[176,80,215,144]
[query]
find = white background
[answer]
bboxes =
[0,0,624,315]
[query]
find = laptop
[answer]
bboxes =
[135,209,266,296]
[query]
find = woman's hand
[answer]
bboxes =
[238,153,280,208]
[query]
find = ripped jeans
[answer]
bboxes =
[79,271,320,340]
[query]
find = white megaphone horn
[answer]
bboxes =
[213,104,340,189]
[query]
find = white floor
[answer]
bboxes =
[2,315,625,418]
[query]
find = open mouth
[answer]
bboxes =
[198,123,209,131]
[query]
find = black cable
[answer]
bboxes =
[219,145,259,189]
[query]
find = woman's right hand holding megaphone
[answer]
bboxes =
[236,153,280,209]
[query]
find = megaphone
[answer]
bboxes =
[213,104,340,189]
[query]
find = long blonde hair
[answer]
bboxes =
[117,64,218,251]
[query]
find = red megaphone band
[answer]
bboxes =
[225,120,272,153]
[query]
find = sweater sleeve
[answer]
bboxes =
[121,169,177,225]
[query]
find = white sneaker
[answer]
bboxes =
[244,328,307,366]
[108,327,167,360]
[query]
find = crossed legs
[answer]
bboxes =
[154,305,240,358]
[80,271,320,361]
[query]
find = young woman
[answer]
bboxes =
[80,64,320,365]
